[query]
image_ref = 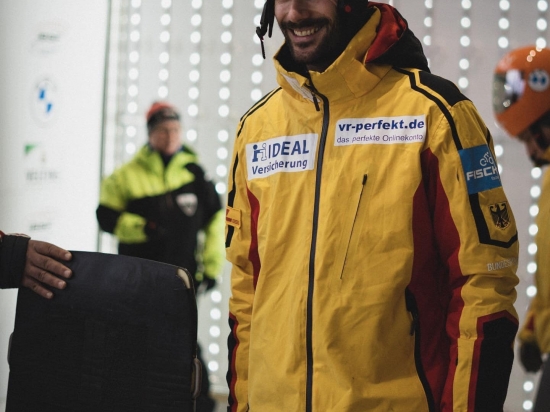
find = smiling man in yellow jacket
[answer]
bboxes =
[225,1,519,411]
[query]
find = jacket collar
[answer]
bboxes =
[273,3,428,104]
[135,144,196,175]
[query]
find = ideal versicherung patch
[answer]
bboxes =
[246,133,318,180]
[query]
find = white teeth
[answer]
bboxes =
[293,27,319,37]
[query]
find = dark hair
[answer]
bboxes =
[147,106,180,134]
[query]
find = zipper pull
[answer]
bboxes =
[312,93,320,112]
[305,83,321,112]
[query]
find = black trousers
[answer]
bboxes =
[534,356,550,412]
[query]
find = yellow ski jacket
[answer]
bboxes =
[519,168,550,353]
[225,4,519,411]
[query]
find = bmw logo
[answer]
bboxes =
[31,77,58,124]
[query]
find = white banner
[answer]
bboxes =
[0,1,109,408]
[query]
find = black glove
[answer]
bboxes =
[520,341,543,373]
[202,276,217,291]
[194,276,217,295]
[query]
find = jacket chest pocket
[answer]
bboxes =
[331,172,413,293]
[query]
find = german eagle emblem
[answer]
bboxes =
[489,202,511,229]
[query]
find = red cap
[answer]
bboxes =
[146,101,180,132]
[146,101,178,123]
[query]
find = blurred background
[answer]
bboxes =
[0,1,546,410]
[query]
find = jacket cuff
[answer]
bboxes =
[0,234,30,288]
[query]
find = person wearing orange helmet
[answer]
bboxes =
[493,46,550,167]
[493,45,550,412]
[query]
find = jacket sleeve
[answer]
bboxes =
[519,169,550,352]
[0,232,30,289]
[518,307,537,344]
[195,167,225,280]
[201,209,225,280]
[225,126,257,412]
[429,100,519,411]
[97,171,148,243]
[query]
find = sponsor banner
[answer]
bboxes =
[335,116,426,146]
[459,145,502,194]
[246,133,318,180]
[0,0,109,405]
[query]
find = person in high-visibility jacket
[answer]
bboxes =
[493,45,550,412]
[225,1,520,411]
[96,101,225,292]
[96,101,224,412]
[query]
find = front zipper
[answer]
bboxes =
[305,82,329,412]
[340,174,368,279]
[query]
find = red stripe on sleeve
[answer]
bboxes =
[246,188,261,289]
[414,149,466,410]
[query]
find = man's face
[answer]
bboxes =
[517,123,550,167]
[275,0,343,72]
[148,120,181,157]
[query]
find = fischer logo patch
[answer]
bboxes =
[459,145,502,194]
[246,134,317,180]
[335,116,426,146]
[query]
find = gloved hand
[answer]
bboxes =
[520,341,543,373]
[194,275,217,295]
[201,276,217,291]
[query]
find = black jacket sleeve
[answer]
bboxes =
[0,234,30,289]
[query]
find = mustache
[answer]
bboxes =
[279,18,330,31]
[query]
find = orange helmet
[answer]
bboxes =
[493,46,550,137]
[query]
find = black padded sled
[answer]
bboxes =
[6,251,201,412]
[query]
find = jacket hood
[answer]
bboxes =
[364,2,429,71]
[275,2,429,78]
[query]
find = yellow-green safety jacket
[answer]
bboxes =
[225,3,519,412]
[97,144,225,283]
[519,168,550,354]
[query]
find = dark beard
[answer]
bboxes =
[279,17,346,71]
